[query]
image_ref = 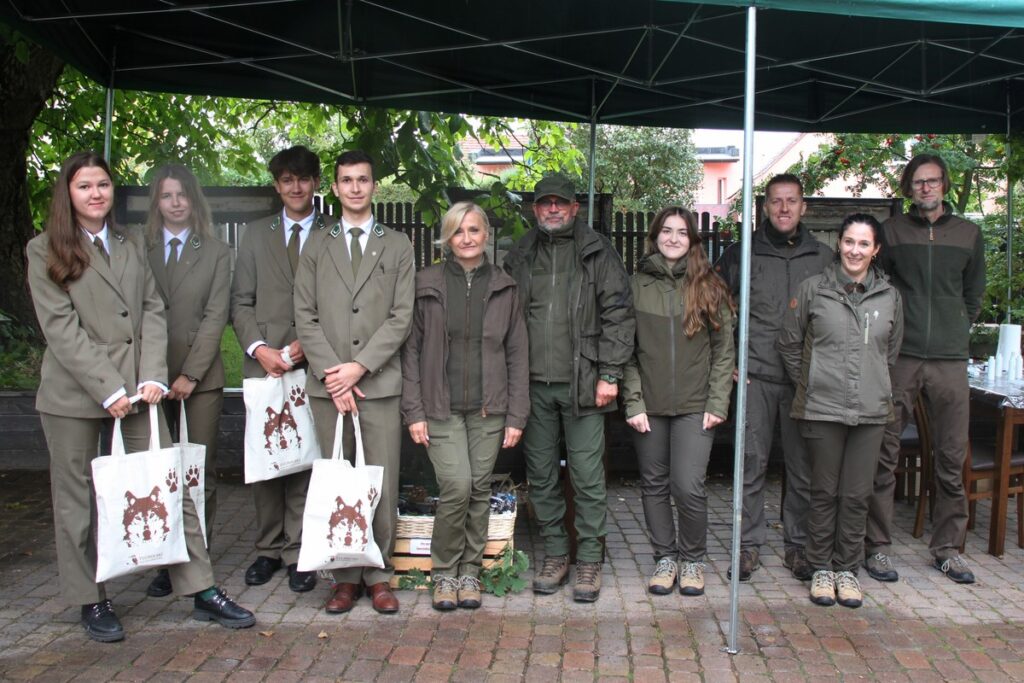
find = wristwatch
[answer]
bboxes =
[599,374,618,384]
[184,374,200,383]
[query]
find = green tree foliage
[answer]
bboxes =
[789,132,1024,323]
[569,124,702,213]
[28,67,592,243]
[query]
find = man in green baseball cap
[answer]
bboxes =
[503,174,635,602]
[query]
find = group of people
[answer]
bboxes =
[28,145,984,643]
[715,157,984,609]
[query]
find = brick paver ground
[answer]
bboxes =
[1,466,1023,681]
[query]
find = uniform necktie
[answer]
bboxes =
[93,236,109,266]
[287,224,301,274]
[167,237,181,281]
[349,227,363,277]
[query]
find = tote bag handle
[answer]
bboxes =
[330,412,366,467]
[111,402,161,457]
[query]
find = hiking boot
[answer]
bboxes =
[864,552,899,582]
[532,554,570,594]
[457,575,482,609]
[727,549,759,581]
[933,554,976,584]
[834,571,863,608]
[784,547,814,581]
[573,562,602,602]
[809,570,836,606]
[432,575,458,611]
[647,557,677,595]
[677,561,705,597]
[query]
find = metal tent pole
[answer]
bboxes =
[1008,86,1015,323]
[103,87,114,161]
[726,4,757,656]
[588,79,598,227]
[102,49,116,161]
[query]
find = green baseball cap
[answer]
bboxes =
[534,174,576,202]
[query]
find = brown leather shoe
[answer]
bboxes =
[325,583,361,614]
[367,582,399,614]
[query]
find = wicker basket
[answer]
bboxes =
[395,509,516,540]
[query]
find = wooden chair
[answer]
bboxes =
[962,437,1024,550]
[895,411,923,503]
[899,395,934,539]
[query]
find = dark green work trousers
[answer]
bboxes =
[633,413,715,562]
[802,420,885,572]
[425,412,505,578]
[523,382,607,563]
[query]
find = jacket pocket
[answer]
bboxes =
[577,334,600,408]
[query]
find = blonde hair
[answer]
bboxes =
[440,201,490,249]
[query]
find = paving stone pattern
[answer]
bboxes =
[1,468,1023,681]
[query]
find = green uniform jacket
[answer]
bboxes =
[778,263,904,426]
[147,233,230,392]
[503,217,635,416]
[28,229,168,418]
[230,211,328,379]
[879,202,985,360]
[622,253,735,420]
[294,220,415,400]
[400,259,530,429]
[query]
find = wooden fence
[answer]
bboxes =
[115,187,735,273]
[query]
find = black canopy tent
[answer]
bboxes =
[3,1,1023,133]
[4,0,1024,652]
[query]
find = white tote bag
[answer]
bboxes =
[242,368,320,483]
[297,413,385,571]
[175,402,208,547]
[92,404,188,582]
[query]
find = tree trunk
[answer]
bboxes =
[0,41,63,331]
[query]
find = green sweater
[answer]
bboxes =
[879,202,985,360]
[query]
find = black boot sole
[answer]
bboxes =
[193,609,256,629]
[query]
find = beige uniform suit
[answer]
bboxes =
[294,220,414,586]
[148,232,231,538]
[28,229,214,605]
[231,211,327,565]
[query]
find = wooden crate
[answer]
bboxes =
[389,538,513,589]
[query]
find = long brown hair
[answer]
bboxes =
[145,164,214,242]
[645,206,736,337]
[45,151,115,288]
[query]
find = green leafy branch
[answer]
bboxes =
[479,543,529,596]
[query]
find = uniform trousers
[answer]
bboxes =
[867,357,969,560]
[424,412,505,578]
[41,408,215,605]
[310,395,401,586]
[633,413,715,562]
[801,420,885,572]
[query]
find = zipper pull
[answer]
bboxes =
[864,312,870,344]
[929,225,934,242]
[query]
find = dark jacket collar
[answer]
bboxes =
[906,200,955,226]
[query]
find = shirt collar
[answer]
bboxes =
[82,224,109,246]
[163,227,190,247]
[282,209,316,232]
[342,215,374,235]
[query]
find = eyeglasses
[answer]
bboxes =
[535,198,572,210]
[912,177,943,189]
